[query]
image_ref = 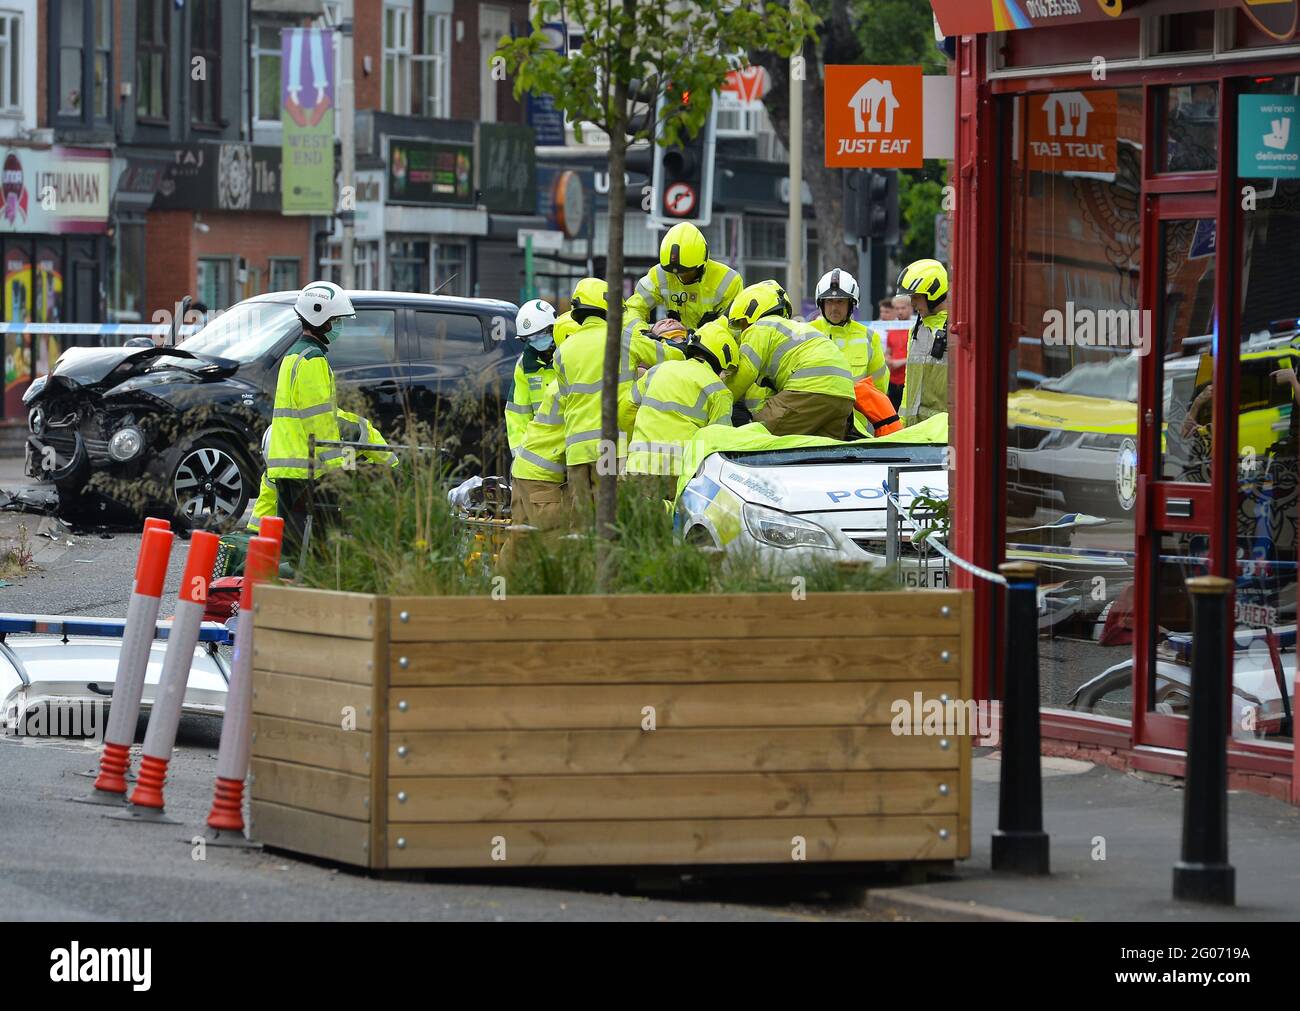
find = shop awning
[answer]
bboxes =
[930,0,1294,38]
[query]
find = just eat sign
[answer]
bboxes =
[824,65,924,169]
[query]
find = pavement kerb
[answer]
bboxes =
[865,887,1065,922]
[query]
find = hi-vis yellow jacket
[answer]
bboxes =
[725,316,856,404]
[623,260,744,338]
[552,316,683,466]
[900,308,950,426]
[267,336,396,479]
[505,352,557,455]
[810,316,888,391]
[510,380,566,484]
[622,358,733,476]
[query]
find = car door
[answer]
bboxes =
[325,306,406,438]
[406,308,509,469]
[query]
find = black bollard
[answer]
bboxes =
[1172,575,1236,905]
[992,561,1050,875]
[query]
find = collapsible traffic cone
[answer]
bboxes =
[118,531,221,823]
[206,536,280,842]
[80,521,174,806]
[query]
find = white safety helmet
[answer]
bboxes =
[295,280,356,330]
[815,268,860,309]
[516,299,558,350]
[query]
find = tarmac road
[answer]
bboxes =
[0,721,882,922]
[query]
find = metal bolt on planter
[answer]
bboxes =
[939,783,949,796]
[941,650,951,662]
[939,738,950,750]
[397,791,408,803]
[399,611,409,623]
[399,656,409,669]
[397,746,408,758]
[940,605,951,617]
[398,700,409,712]
[992,560,1050,875]
[1173,575,1236,906]
[939,828,950,840]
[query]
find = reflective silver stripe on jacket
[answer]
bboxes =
[788,365,854,382]
[504,402,533,415]
[635,394,709,422]
[709,267,739,307]
[516,448,566,474]
[740,344,764,370]
[565,429,603,447]
[533,405,563,425]
[273,403,334,420]
[266,457,312,471]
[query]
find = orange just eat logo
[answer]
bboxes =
[824,65,923,169]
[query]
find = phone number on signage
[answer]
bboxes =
[1025,0,1082,17]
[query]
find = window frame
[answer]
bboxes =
[0,11,21,115]
[252,23,284,126]
[383,1,413,115]
[50,0,114,129]
[268,257,301,293]
[135,0,169,125]
[413,10,450,119]
[189,0,223,129]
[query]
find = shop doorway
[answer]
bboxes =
[1134,193,1219,751]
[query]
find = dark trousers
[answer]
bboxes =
[273,478,336,562]
[888,382,905,411]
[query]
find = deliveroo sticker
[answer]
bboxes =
[1238,94,1299,179]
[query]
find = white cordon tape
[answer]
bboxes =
[140,598,205,762]
[214,607,255,783]
[881,487,1008,587]
[922,534,1009,587]
[102,591,164,747]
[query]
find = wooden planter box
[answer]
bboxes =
[249,586,973,870]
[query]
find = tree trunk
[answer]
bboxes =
[755,0,859,284]
[598,81,629,591]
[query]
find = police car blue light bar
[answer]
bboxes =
[0,614,232,644]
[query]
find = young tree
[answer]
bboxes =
[499,1,816,584]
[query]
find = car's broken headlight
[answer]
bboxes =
[108,426,145,462]
[742,502,835,550]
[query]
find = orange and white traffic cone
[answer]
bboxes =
[78,520,174,806]
[205,535,280,844]
[118,530,221,823]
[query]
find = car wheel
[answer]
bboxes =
[170,437,253,532]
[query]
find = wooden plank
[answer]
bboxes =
[386,815,960,868]
[255,584,378,640]
[253,671,372,731]
[390,728,958,776]
[959,589,974,860]
[251,758,371,821]
[252,800,372,868]
[388,682,962,731]
[387,771,959,822]
[390,591,967,642]
[252,714,371,776]
[369,596,390,871]
[254,629,376,685]
[391,636,961,685]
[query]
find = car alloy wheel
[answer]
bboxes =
[173,446,245,525]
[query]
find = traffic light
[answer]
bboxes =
[650,94,716,229]
[866,169,900,244]
[842,168,899,246]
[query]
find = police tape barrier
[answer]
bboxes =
[82,521,175,806]
[121,531,221,823]
[205,536,281,842]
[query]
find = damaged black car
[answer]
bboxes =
[22,291,518,531]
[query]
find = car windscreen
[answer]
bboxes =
[179,301,300,363]
[720,444,948,468]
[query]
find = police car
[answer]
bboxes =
[673,420,950,585]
